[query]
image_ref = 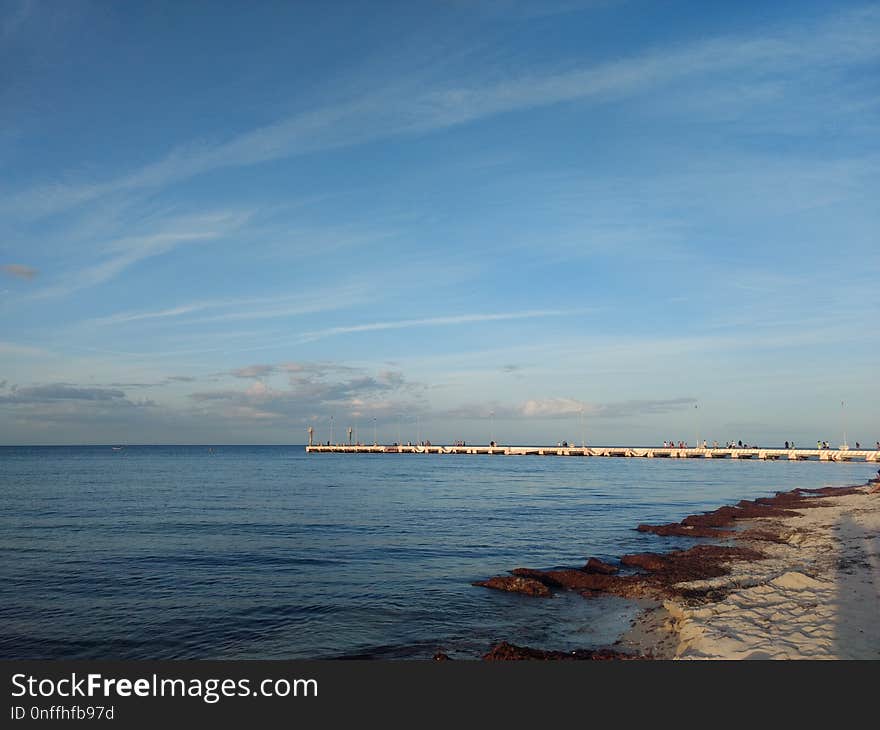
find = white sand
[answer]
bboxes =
[621,486,880,659]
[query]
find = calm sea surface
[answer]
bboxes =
[0,446,874,659]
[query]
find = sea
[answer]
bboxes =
[0,445,874,660]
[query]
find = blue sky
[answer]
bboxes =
[1,0,878,445]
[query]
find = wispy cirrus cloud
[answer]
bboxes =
[82,281,371,328]
[30,210,251,300]
[85,302,216,326]
[298,310,574,343]
[7,4,878,219]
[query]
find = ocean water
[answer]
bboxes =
[0,445,874,659]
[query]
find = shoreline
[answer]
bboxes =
[476,479,880,660]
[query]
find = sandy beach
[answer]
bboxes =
[620,482,880,659]
[478,480,880,660]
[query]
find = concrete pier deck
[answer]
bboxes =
[306,444,880,462]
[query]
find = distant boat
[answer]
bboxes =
[111,446,124,451]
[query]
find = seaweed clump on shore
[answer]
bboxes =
[472,575,552,597]
[481,543,765,601]
[482,642,643,661]
[639,484,862,536]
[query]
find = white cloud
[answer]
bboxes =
[188,362,425,425]
[231,364,275,379]
[521,397,589,417]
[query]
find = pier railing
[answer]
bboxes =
[306,445,880,462]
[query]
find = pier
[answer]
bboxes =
[306,444,880,462]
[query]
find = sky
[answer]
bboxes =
[1,0,878,446]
